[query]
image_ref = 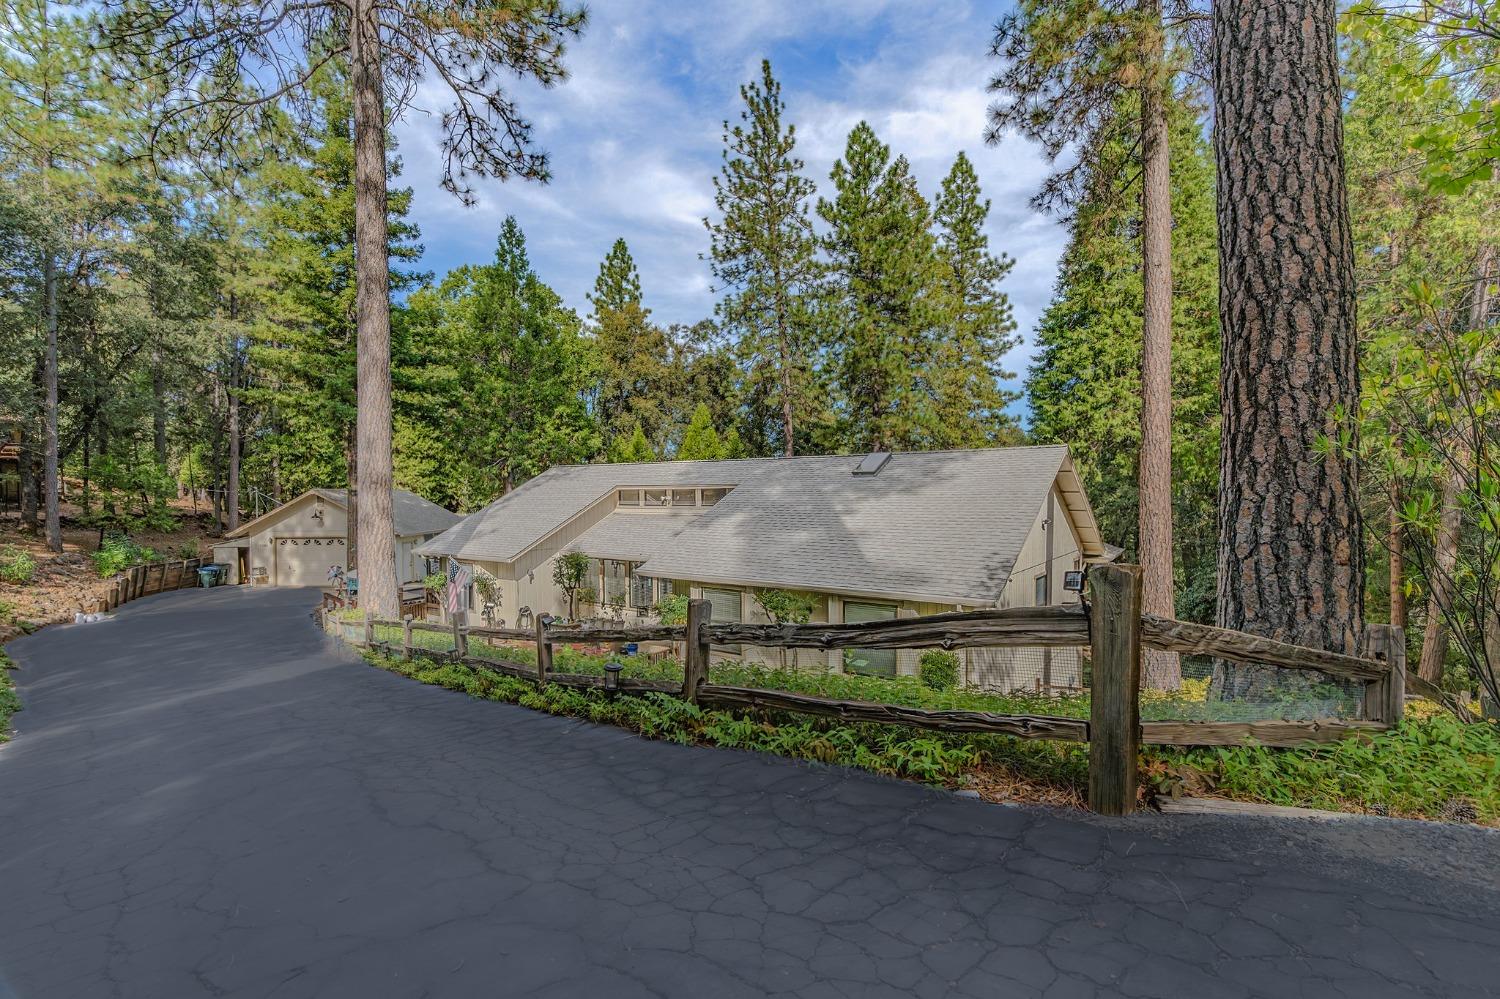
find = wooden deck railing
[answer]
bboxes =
[331,564,1405,816]
[97,557,208,611]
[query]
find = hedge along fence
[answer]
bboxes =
[330,564,1406,817]
[96,557,207,611]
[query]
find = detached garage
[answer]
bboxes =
[212,488,460,587]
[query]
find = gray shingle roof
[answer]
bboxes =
[566,511,700,563]
[418,447,1092,605]
[313,488,461,538]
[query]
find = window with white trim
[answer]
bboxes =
[630,572,654,610]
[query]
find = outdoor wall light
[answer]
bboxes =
[603,660,623,694]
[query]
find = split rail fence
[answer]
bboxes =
[95,557,208,611]
[332,564,1405,816]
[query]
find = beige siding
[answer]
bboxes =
[998,486,1084,610]
[976,485,1086,692]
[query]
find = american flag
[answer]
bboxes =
[446,560,472,615]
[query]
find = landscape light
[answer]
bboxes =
[603,660,623,694]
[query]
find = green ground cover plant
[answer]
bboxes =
[91,535,163,578]
[0,547,36,585]
[0,650,21,742]
[357,646,1499,824]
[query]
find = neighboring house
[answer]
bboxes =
[212,488,460,587]
[417,447,1117,690]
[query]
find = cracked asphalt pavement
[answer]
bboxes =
[2,585,1498,997]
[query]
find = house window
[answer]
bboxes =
[671,488,696,506]
[618,489,641,507]
[658,578,676,599]
[602,560,629,606]
[843,601,897,677]
[1034,573,1049,606]
[702,587,741,623]
[700,487,729,506]
[630,573,654,610]
[643,488,670,507]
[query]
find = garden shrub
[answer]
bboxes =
[918,651,959,692]
[92,535,161,578]
[0,546,37,585]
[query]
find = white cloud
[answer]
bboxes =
[391,0,1067,384]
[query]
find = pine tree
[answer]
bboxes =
[588,239,674,452]
[1027,94,1219,621]
[608,423,655,464]
[1213,0,1363,675]
[705,60,821,457]
[930,151,1020,446]
[242,65,422,518]
[117,0,588,617]
[676,403,724,461]
[0,0,102,551]
[989,0,1189,687]
[817,123,945,452]
[589,238,642,314]
[721,426,748,460]
[402,217,596,506]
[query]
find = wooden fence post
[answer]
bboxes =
[1362,624,1406,725]
[453,619,468,658]
[682,598,711,703]
[403,616,414,661]
[1088,563,1143,816]
[535,614,553,687]
[363,616,375,647]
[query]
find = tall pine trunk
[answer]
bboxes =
[226,343,240,533]
[1138,1,1178,690]
[350,0,396,615]
[1211,0,1363,695]
[43,233,61,553]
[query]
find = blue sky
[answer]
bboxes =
[391,0,1064,394]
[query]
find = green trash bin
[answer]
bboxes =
[197,566,220,588]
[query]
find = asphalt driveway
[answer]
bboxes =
[2,585,1497,998]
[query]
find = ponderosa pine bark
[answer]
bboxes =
[1211,0,1364,694]
[1138,0,1178,690]
[350,0,396,617]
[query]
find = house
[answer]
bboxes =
[417,447,1117,690]
[212,488,460,587]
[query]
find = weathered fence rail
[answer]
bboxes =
[329,563,1407,816]
[98,557,206,612]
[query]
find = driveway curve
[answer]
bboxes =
[1,585,1497,998]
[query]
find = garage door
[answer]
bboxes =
[275,537,346,586]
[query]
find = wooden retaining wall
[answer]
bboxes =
[99,557,207,612]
